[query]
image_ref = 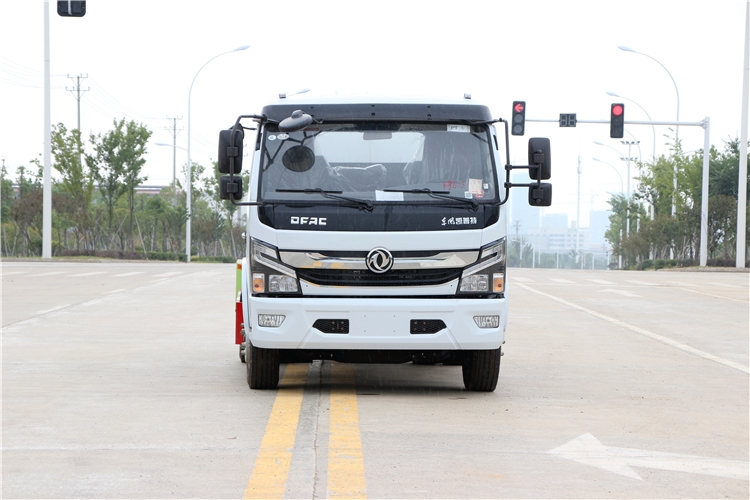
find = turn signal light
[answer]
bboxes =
[493,274,505,293]
[252,273,265,293]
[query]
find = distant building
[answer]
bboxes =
[134,185,169,196]
[589,210,612,247]
[510,171,540,237]
[542,213,568,230]
[532,224,588,253]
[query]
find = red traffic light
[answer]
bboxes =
[612,104,623,117]
[514,102,525,113]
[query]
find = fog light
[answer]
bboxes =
[474,315,499,328]
[460,274,489,292]
[258,314,285,327]
[269,275,298,292]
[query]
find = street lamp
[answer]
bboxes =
[593,157,625,270]
[617,46,680,137]
[618,46,680,236]
[154,142,186,187]
[186,45,250,262]
[594,140,637,237]
[592,158,624,194]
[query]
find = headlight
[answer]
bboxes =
[459,238,506,294]
[250,239,299,295]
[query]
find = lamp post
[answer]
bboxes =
[186,45,250,262]
[618,46,680,231]
[593,157,625,269]
[154,142,186,188]
[592,158,625,194]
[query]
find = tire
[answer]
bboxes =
[239,343,246,364]
[462,348,501,392]
[247,342,280,390]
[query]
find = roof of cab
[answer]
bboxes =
[261,94,494,123]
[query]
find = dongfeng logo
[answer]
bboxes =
[366,248,393,274]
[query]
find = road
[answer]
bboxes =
[2,261,748,498]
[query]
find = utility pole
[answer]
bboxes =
[165,117,183,187]
[620,140,639,239]
[513,220,522,264]
[66,74,89,132]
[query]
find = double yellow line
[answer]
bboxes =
[243,363,367,499]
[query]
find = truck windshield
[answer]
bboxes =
[259,122,497,202]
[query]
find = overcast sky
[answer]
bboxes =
[1,0,748,227]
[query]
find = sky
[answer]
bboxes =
[1,0,748,228]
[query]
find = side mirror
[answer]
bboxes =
[220,175,243,201]
[528,137,551,180]
[528,182,552,206]
[218,128,245,174]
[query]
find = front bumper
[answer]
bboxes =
[248,296,507,350]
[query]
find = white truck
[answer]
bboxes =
[219,95,551,392]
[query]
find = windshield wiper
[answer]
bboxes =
[276,188,373,212]
[383,188,479,211]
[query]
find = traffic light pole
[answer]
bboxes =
[525,117,712,266]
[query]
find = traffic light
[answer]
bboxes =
[511,101,525,136]
[57,1,86,17]
[610,103,625,138]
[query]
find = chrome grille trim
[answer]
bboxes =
[279,250,478,270]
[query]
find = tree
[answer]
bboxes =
[5,165,43,256]
[89,120,127,248]
[89,119,152,250]
[51,123,96,251]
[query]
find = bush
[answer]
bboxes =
[57,249,186,262]
[638,259,654,270]
[191,255,235,263]
[654,259,677,270]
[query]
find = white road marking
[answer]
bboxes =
[68,271,107,277]
[2,271,25,276]
[678,287,750,304]
[511,277,534,283]
[112,272,145,277]
[549,433,750,481]
[35,304,71,315]
[152,271,183,277]
[624,280,657,286]
[28,271,66,277]
[550,278,575,284]
[588,279,616,285]
[516,283,750,374]
[602,289,641,298]
[103,289,126,294]
[708,282,744,289]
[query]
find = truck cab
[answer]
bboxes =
[221,95,551,391]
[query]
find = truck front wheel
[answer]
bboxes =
[247,342,280,390]
[462,348,501,392]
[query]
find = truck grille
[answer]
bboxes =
[313,319,350,334]
[410,320,446,334]
[297,268,461,287]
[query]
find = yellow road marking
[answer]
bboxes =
[328,363,367,499]
[243,364,308,499]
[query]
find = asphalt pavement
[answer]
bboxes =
[2,261,748,498]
